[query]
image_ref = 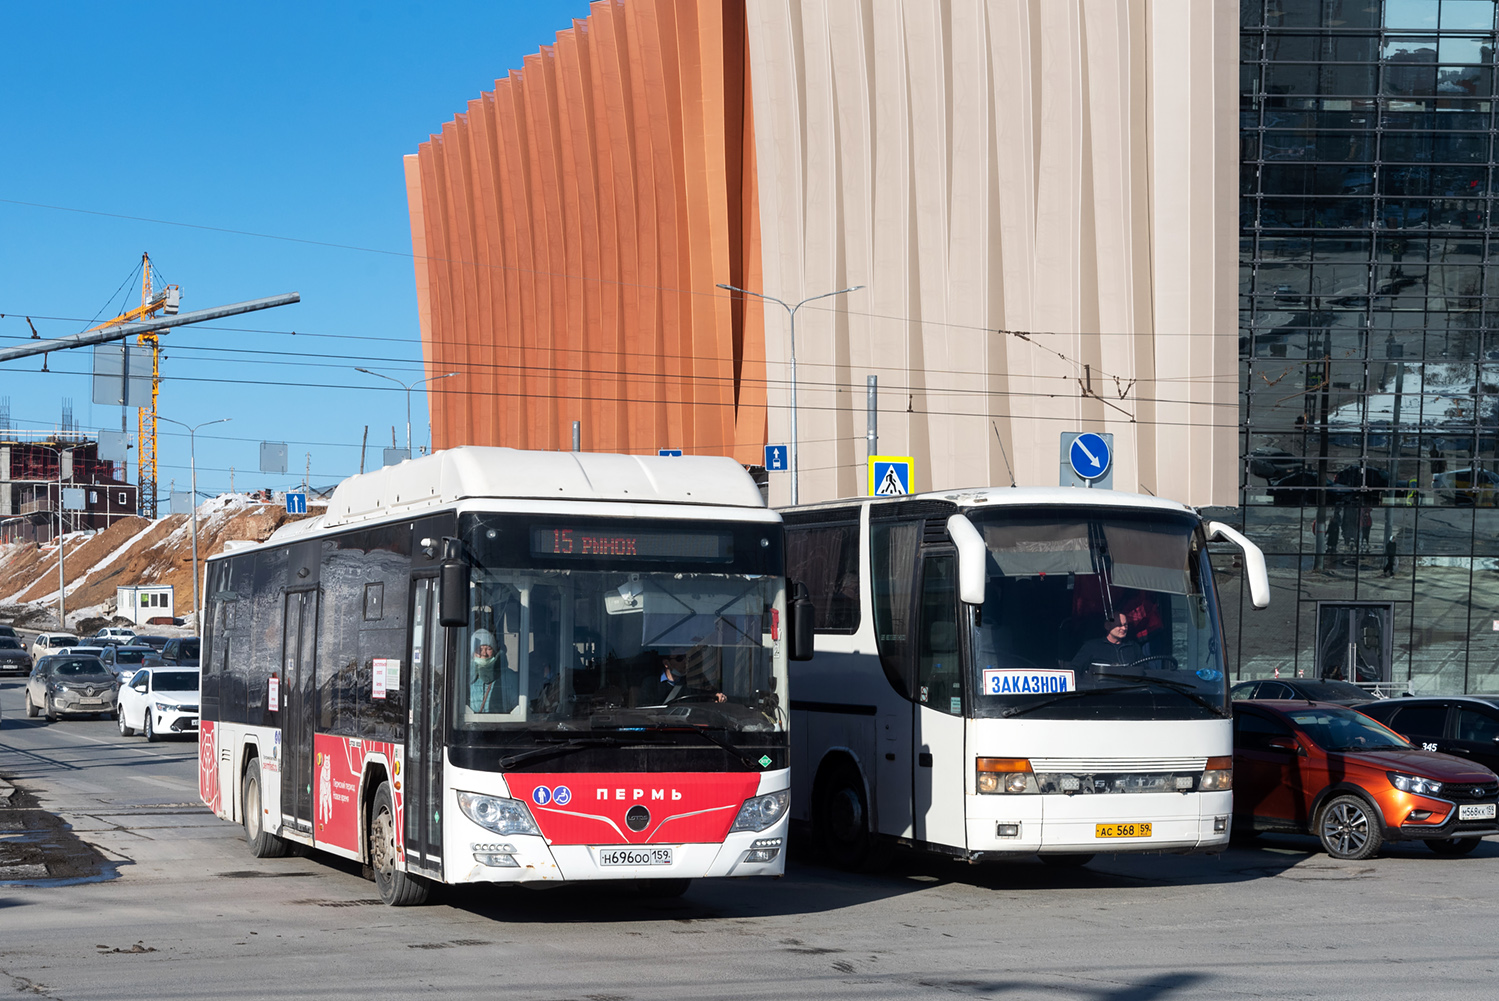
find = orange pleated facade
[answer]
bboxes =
[405,0,765,463]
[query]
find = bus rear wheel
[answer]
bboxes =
[816,762,891,872]
[242,759,289,858]
[369,781,430,906]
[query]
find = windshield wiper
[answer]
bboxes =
[1000,686,1135,718]
[595,721,763,769]
[1084,673,1231,718]
[498,736,621,769]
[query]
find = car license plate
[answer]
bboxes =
[77,699,102,707]
[1095,822,1152,839]
[597,847,673,866]
[1459,804,1496,821]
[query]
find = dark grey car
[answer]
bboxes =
[0,636,31,675]
[1230,678,1379,707]
[159,637,200,667]
[1360,696,1499,775]
[25,656,119,721]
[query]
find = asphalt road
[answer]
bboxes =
[3,676,1499,1001]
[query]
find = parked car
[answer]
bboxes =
[158,637,200,667]
[1231,678,1380,706]
[1359,696,1499,774]
[131,635,170,652]
[117,667,200,741]
[1233,700,1499,859]
[1433,468,1499,506]
[92,626,137,643]
[0,636,32,675]
[100,645,156,683]
[29,633,79,661]
[0,624,18,640]
[57,645,107,661]
[25,655,119,721]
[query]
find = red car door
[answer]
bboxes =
[1233,707,1308,826]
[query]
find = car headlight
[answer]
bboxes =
[976,757,1038,794]
[730,790,789,832]
[1389,772,1443,797]
[456,792,541,836]
[153,702,175,713]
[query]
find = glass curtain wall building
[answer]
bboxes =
[1231,0,1499,694]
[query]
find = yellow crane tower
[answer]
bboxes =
[79,253,179,517]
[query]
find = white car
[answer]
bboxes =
[30,633,79,661]
[93,627,137,642]
[118,667,200,741]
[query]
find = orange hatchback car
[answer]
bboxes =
[1233,700,1499,859]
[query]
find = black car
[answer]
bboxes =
[132,634,170,652]
[0,636,32,675]
[1359,696,1499,774]
[1231,678,1380,707]
[159,637,200,667]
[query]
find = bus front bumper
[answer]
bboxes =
[965,790,1233,855]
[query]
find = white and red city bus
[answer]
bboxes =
[199,447,802,904]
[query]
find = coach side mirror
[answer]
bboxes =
[945,514,987,605]
[439,538,471,628]
[788,580,815,661]
[1207,522,1270,610]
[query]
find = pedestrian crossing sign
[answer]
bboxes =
[868,456,914,496]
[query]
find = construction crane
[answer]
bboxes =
[79,253,179,517]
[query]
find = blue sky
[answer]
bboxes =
[1,1,592,500]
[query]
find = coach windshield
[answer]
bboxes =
[966,510,1227,721]
[449,514,788,744]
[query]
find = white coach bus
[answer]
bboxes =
[200,447,808,904]
[782,487,1268,869]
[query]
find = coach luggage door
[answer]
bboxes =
[405,577,445,875]
[280,589,317,832]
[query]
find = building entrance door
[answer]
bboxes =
[1315,603,1393,687]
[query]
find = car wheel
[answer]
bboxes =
[242,759,289,858]
[1318,794,1383,860]
[815,762,892,873]
[118,711,134,737]
[1040,854,1096,868]
[1426,837,1481,856]
[24,692,37,718]
[143,714,158,743]
[369,781,429,906]
[44,697,58,722]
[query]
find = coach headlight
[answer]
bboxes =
[976,758,1037,794]
[730,790,789,832]
[457,792,541,836]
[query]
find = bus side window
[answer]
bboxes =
[917,554,962,715]
[785,521,861,634]
[870,517,922,699]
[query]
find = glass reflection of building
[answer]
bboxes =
[1226,0,1499,694]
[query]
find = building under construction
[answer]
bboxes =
[0,433,138,544]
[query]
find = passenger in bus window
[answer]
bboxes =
[469,629,518,712]
[1069,613,1145,670]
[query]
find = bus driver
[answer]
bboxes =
[1070,612,1145,670]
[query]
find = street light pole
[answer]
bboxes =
[716,283,863,505]
[159,416,231,633]
[355,368,459,456]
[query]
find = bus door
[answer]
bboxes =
[280,589,317,832]
[405,577,445,875]
[912,551,967,849]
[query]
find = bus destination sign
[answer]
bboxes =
[530,528,730,562]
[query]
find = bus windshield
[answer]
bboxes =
[452,514,787,738]
[967,510,1226,720]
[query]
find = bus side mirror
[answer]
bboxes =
[1207,521,1270,610]
[439,555,470,628]
[788,580,815,661]
[946,514,987,605]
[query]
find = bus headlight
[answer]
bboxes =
[1199,756,1233,792]
[730,790,789,832]
[457,792,541,836]
[976,758,1037,794]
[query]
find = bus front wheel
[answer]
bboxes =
[242,759,289,858]
[816,763,891,873]
[368,781,430,906]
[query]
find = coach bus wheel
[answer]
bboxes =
[242,759,289,859]
[369,781,430,906]
[817,763,891,873]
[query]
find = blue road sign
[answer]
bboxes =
[764,444,788,472]
[1068,433,1111,480]
[869,457,913,496]
[657,449,683,457]
[285,492,307,514]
